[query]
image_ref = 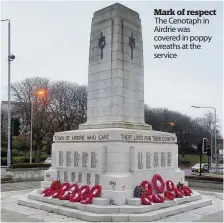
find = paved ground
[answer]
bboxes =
[0,181,223,222]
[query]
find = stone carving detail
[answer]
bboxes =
[154,152,159,168]
[78,172,83,183]
[91,152,98,168]
[87,173,91,185]
[71,172,76,182]
[57,170,60,180]
[66,151,72,167]
[82,152,88,168]
[167,152,172,167]
[146,152,152,169]
[138,152,143,169]
[161,152,166,167]
[98,32,105,59]
[64,171,68,182]
[95,173,100,185]
[59,151,64,167]
[74,152,80,167]
[129,32,135,60]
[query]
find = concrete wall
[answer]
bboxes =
[5,168,49,182]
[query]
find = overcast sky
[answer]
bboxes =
[1,1,223,135]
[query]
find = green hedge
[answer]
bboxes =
[1,155,48,165]
[11,163,51,169]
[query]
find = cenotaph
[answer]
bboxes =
[18,4,212,221]
[42,3,186,205]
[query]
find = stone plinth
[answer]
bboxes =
[42,128,185,205]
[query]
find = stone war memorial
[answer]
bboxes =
[18,3,212,222]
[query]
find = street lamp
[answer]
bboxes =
[30,88,48,163]
[1,19,15,168]
[191,105,217,170]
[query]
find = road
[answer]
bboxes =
[1,181,40,192]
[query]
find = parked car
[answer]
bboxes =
[191,163,209,173]
[44,157,51,164]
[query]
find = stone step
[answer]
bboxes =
[126,191,201,206]
[36,188,110,206]
[18,195,212,222]
[27,190,202,214]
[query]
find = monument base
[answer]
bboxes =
[18,189,212,222]
[46,127,186,205]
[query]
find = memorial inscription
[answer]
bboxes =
[91,152,98,168]
[59,151,64,167]
[87,173,91,185]
[161,152,166,167]
[167,152,172,167]
[78,172,83,183]
[82,152,88,167]
[146,152,152,169]
[66,151,72,167]
[74,152,80,167]
[138,152,144,169]
[154,152,159,168]
[54,134,176,142]
[71,172,76,182]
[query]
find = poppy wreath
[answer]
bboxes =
[90,185,102,197]
[69,184,79,194]
[182,186,192,196]
[59,190,70,200]
[141,181,153,195]
[174,188,184,198]
[80,194,94,204]
[152,174,165,193]
[69,192,81,202]
[52,190,60,198]
[164,191,175,200]
[152,193,164,203]
[166,180,174,191]
[41,188,53,197]
[182,186,192,193]
[79,185,90,197]
[59,182,70,193]
[141,193,153,205]
[50,180,61,191]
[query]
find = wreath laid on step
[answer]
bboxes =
[69,184,79,194]
[59,182,70,193]
[166,180,174,191]
[141,193,153,205]
[174,188,184,198]
[164,191,175,200]
[141,181,153,195]
[79,185,90,197]
[69,192,81,202]
[59,190,70,200]
[80,194,94,204]
[152,174,165,193]
[50,180,61,191]
[90,185,102,197]
[152,193,164,203]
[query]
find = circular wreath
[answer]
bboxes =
[152,193,164,203]
[69,192,81,202]
[174,188,184,198]
[79,185,90,197]
[80,194,94,204]
[182,186,192,196]
[59,190,70,200]
[59,182,70,193]
[41,188,53,197]
[152,174,165,193]
[141,193,153,205]
[52,190,60,198]
[69,184,79,194]
[141,181,153,195]
[164,191,175,200]
[90,185,101,197]
[166,180,174,191]
[50,180,61,191]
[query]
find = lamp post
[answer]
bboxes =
[191,106,217,171]
[30,101,33,163]
[29,89,48,163]
[1,19,15,168]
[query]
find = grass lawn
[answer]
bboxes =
[180,154,208,165]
